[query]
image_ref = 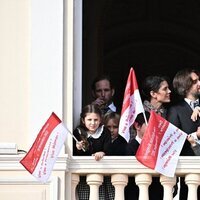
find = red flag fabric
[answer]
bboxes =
[136,111,187,177]
[20,112,68,182]
[119,67,145,142]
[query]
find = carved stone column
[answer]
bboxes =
[185,174,200,200]
[135,174,152,200]
[71,174,80,200]
[160,175,176,200]
[86,174,103,200]
[111,174,128,200]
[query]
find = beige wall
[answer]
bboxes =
[0,0,65,152]
[0,0,76,199]
[0,0,30,149]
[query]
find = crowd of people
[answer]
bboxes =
[73,68,200,200]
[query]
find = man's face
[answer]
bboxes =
[93,79,114,105]
[188,72,200,99]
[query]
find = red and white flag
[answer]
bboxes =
[119,67,145,142]
[136,111,187,177]
[20,112,68,182]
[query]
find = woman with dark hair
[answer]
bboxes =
[141,75,176,199]
[142,75,171,118]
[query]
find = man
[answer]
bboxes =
[91,75,116,114]
[167,68,200,200]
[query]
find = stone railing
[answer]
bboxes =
[68,156,200,200]
[0,155,200,200]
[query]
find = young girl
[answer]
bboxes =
[73,104,111,159]
[73,104,112,200]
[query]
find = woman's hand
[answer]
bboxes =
[92,151,105,161]
[191,106,200,122]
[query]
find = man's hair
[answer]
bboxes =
[91,74,114,91]
[173,68,199,97]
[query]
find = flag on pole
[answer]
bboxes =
[20,112,68,183]
[118,67,145,142]
[136,111,187,177]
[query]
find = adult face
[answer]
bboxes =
[187,72,200,100]
[151,80,171,103]
[93,79,115,106]
[82,113,101,133]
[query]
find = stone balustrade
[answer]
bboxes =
[69,156,200,200]
[0,155,200,200]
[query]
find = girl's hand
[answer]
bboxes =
[76,141,85,150]
[92,151,105,161]
[191,106,200,122]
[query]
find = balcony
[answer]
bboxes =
[0,155,200,200]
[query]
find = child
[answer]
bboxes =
[125,112,166,200]
[73,104,112,200]
[97,112,128,200]
[73,104,111,159]
[104,112,127,155]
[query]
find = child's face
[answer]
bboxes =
[134,122,147,139]
[82,113,101,133]
[106,118,119,140]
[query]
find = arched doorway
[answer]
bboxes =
[82,0,200,111]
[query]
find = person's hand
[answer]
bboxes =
[76,141,85,151]
[196,127,200,139]
[191,106,200,122]
[92,97,106,108]
[92,151,105,161]
[187,135,197,147]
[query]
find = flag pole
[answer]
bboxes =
[143,111,148,125]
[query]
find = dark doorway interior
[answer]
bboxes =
[82,0,200,111]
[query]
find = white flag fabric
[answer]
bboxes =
[119,67,145,142]
[20,112,68,183]
[136,111,187,177]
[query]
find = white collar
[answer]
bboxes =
[184,98,199,109]
[87,125,104,139]
[108,102,116,112]
[135,135,142,144]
